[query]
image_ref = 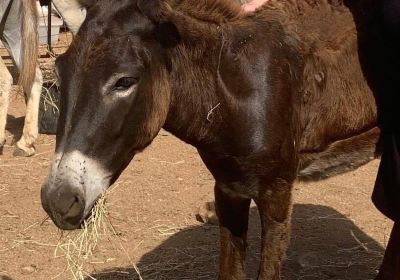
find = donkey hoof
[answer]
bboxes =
[13,146,35,157]
[196,201,218,225]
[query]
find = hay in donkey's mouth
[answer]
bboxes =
[54,188,143,280]
[55,194,108,280]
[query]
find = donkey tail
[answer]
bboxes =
[18,0,39,93]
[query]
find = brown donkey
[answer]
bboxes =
[41,0,379,279]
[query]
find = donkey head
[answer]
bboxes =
[41,0,182,229]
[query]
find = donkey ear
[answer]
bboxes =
[155,22,181,48]
[137,0,181,47]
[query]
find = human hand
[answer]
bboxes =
[242,0,269,13]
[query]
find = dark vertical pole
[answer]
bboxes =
[375,223,400,280]
[47,1,53,53]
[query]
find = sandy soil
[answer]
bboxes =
[0,34,393,280]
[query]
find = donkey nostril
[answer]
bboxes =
[64,196,85,225]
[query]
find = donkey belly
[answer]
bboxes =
[298,126,380,181]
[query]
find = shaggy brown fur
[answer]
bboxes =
[253,0,379,178]
[148,0,379,178]
[43,0,383,279]
[138,1,379,278]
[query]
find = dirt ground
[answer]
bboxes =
[0,36,393,280]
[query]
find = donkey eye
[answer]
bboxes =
[113,77,138,91]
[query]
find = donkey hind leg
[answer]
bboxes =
[14,67,42,157]
[196,201,218,225]
[255,179,293,280]
[215,184,251,280]
[0,58,12,154]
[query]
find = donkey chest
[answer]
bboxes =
[199,148,291,199]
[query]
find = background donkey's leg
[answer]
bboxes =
[0,57,12,154]
[2,1,42,156]
[255,179,293,280]
[215,184,251,280]
[14,67,42,156]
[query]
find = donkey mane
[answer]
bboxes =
[166,0,243,24]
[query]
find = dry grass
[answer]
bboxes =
[55,194,108,280]
[54,184,144,280]
[38,29,74,116]
[40,54,60,114]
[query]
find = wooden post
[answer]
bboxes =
[47,1,53,53]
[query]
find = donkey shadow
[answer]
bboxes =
[5,115,24,142]
[87,204,384,280]
[0,276,14,280]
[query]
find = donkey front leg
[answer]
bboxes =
[0,58,12,154]
[255,179,293,280]
[215,184,251,280]
[14,67,43,157]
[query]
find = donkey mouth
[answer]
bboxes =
[49,203,86,231]
[41,184,86,230]
[42,184,107,231]
[49,208,91,231]
[45,212,83,231]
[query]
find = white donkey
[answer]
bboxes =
[51,0,86,35]
[0,0,42,156]
[0,0,85,157]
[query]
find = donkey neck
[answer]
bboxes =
[163,36,226,149]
